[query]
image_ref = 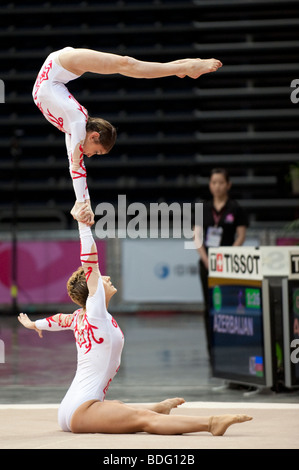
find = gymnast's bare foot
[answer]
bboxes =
[152,398,186,415]
[177,58,222,79]
[208,414,253,436]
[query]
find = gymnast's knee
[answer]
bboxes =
[137,409,159,433]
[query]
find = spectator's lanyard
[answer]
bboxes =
[212,208,223,227]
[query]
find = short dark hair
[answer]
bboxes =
[210,168,230,182]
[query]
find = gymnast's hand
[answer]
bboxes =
[18,313,43,338]
[71,201,94,226]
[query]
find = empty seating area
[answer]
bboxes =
[1,0,299,230]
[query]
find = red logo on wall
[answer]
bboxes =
[216,253,223,272]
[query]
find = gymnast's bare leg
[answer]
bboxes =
[58,48,222,80]
[108,397,186,414]
[70,398,252,435]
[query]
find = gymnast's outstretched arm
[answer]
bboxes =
[17,312,75,337]
[78,211,100,298]
[59,48,222,79]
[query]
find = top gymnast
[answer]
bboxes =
[18,203,252,436]
[32,47,223,226]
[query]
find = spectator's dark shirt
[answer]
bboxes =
[202,198,248,248]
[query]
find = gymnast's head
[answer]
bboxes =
[67,267,117,308]
[83,117,117,158]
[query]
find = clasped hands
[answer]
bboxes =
[71,200,94,226]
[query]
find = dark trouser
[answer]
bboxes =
[199,259,212,359]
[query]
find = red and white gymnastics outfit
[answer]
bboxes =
[32,47,89,202]
[35,223,124,432]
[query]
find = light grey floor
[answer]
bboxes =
[1,312,299,405]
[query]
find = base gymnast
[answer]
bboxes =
[32,46,223,226]
[18,204,252,436]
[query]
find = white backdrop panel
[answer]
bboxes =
[122,239,203,303]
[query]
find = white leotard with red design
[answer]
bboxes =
[32,47,89,202]
[35,285,124,432]
[35,222,124,432]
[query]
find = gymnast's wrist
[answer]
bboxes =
[75,200,91,207]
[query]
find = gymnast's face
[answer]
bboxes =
[102,276,117,303]
[83,131,107,158]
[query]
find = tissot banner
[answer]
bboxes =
[208,247,262,280]
[208,246,299,280]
